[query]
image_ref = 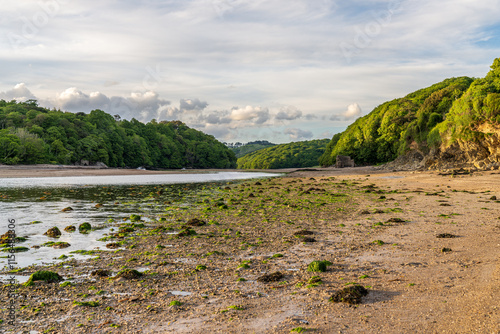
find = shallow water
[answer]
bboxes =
[0,172,278,269]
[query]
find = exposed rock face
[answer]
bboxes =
[336,155,355,168]
[381,123,500,171]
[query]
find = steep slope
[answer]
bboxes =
[424,58,500,169]
[237,139,329,169]
[320,76,474,167]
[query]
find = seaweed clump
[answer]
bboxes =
[24,271,63,286]
[44,227,61,238]
[115,269,142,279]
[329,285,369,304]
[257,271,283,283]
[307,260,332,272]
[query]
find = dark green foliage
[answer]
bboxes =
[24,270,63,286]
[237,139,330,169]
[0,101,236,168]
[78,222,91,232]
[228,140,276,158]
[307,260,332,272]
[320,77,474,165]
[432,58,500,145]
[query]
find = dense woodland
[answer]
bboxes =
[0,101,236,169]
[227,140,276,158]
[319,77,475,166]
[237,139,329,169]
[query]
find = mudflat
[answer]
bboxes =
[0,167,499,333]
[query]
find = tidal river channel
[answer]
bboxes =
[0,172,277,277]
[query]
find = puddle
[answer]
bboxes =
[0,275,30,284]
[379,176,405,179]
[170,291,192,296]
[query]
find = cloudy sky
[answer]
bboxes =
[1,0,499,143]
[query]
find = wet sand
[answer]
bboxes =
[0,167,499,333]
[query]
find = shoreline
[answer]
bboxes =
[0,164,385,179]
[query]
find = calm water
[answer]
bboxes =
[0,172,278,272]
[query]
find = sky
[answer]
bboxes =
[1,0,500,144]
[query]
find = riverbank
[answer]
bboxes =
[0,168,498,333]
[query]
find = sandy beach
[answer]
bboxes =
[0,167,499,333]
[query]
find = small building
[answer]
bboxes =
[336,155,355,168]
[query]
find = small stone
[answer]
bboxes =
[91,269,111,277]
[257,272,283,283]
[53,242,70,249]
[64,226,76,232]
[329,285,369,304]
[44,227,61,238]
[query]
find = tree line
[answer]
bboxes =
[0,100,236,169]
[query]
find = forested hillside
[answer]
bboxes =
[237,139,329,169]
[228,140,276,158]
[319,76,474,166]
[0,100,236,169]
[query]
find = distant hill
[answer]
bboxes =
[237,139,330,169]
[0,101,236,169]
[228,140,276,158]
[320,58,500,170]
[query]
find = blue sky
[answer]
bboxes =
[1,0,499,143]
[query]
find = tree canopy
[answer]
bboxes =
[228,140,276,158]
[237,139,329,169]
[0,100,236,169]
[319,76,475,166]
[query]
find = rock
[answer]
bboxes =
[44,227,61,238]
[474,161,486,169]
[64,226,76,232]
[24,270,63,286]
[61,207,73,212]
[78,222,91,232]
[106,243,120,249]
[185,218,206,226]
[257,272,283,283]
[177,229,196,237]
[53,242,70,249]
[307,260,331,272]
[115,269,142,279]
[293,230,314,237]
[130,214,141,222]
[301,237,316,242]
[0,231,14,241]
[329,285,369,304]
[436,233,457,238]
[91,269,111,277]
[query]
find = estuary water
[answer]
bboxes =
[0,172,278,273]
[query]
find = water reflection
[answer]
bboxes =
[0,172,277,268]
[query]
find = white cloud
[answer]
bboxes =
[275,106,302,120]
[230,106,270,124]
[0,83,36,101]
[343,103,362,119]
[180,98,208,111]
[1,1,500,144]
[284,128,313,140]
